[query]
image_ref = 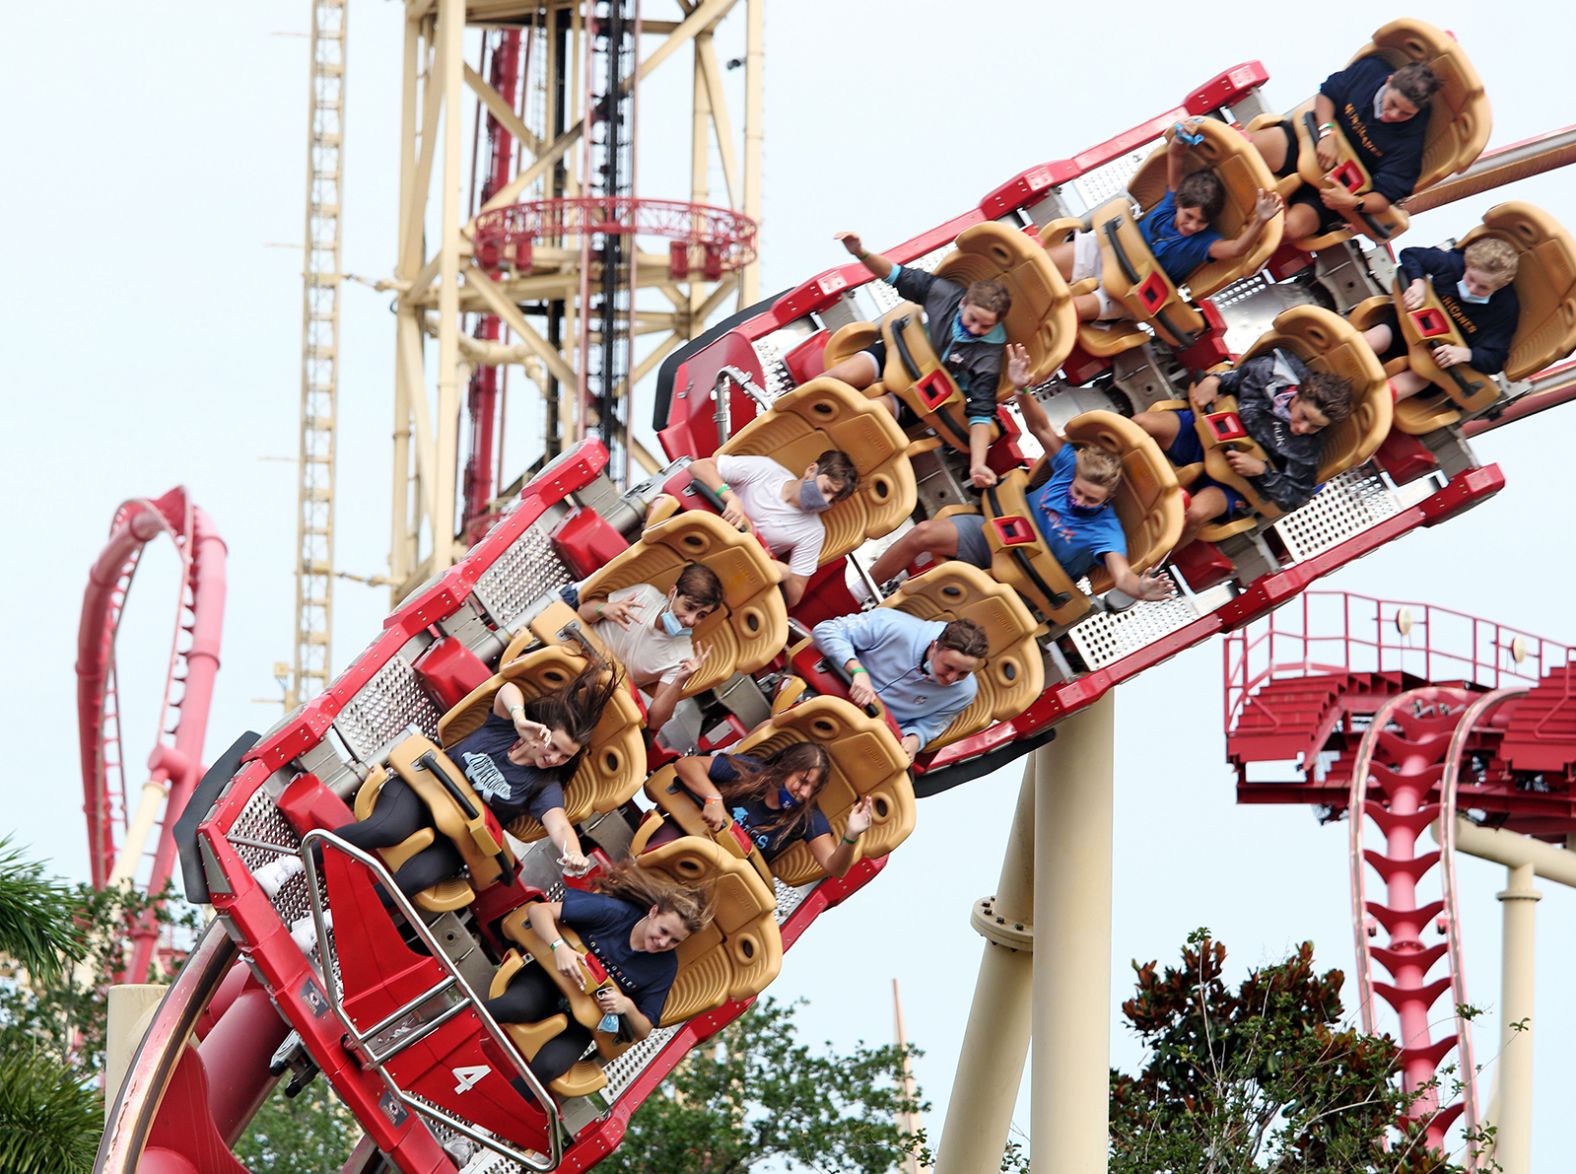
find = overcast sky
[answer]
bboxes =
[5,0,1574,1166]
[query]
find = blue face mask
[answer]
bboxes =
[799,477,831,512]
[1457,287,1492,305]
[659,608,687,637]
[776,785,800,810]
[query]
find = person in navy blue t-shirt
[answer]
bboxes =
[1249,57,1440,242]
[1360,235,1522,401]
[671,741,873,876]
[482,857,715,1093]
[1046,119,1281,322]
[254,665,626,910]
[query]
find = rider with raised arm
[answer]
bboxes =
[822,230,1013,490]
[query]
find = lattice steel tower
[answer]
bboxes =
[287,0,347,707]
[387,0,763,601]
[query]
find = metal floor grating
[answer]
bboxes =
[1274,467,1401,563]
[1066,577,1200,670]
[473,526,575,633]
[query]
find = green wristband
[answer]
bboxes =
[841,833,860,845]
[849,666,868,676]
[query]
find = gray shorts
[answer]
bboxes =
[949,514,992,569]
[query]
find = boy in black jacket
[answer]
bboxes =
[1361,236,1521,399]
[1249,58,1440,241]
[1133,351,1354,549]
[826,230,1011,489]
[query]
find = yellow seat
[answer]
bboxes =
[1126,117,1284,298]
[498,837,780,1059]
[935,222,1077,387]
[632,695,914,888]
[1061,196,1207,352]
[1360,203,1576,435]
[1196,306,1390,527]
[879,560,1044,752]
[437,623,647,841]
[1247,19,1490,252]
[717,377,921,565]
[576,502,788,697]
[1459,202,1576,381]
[982,413,1183,626]
[825,224,1075,454]
[351,736,516,912]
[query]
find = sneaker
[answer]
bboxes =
[441,1133,479,1165]
[254,855,305,899]
[289,911,332,954]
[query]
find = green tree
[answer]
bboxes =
[234,1077,363,1174]
[600,996,927,1174]
[0,875,202,1076]
[0,839,104,1174]
[1106,929,1482,1174]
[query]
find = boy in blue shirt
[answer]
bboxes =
[1360,236,1521,400]
[854,345,1172,606]
[1046,120,1281,321]
[1249,58,1439,242]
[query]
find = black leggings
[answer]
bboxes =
[333,776,464,900]
[1271,119,1348,236]
[482,963,594,1091]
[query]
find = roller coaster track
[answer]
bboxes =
[76,487,226,980]
[94,54,1576,1174]
[1228,593,1576,1165]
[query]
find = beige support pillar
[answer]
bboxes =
[1033,691,1115,1173]
[104,983,167,1116]
[432,0,465,572]
[106,778,169,887]
[933,755,1038,1174]
[739,0,764,305]
[1494,862,1540,1174]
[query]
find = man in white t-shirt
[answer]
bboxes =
[686,449,858,607]
[576,563,723,731]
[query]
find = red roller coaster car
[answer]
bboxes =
[102,44,1576,1174]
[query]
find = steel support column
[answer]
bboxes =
[1033,692,1114,1173]
[1494,862,1540,1174]
[933,755,1037,1174]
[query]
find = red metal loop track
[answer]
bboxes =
[76,487,226,979]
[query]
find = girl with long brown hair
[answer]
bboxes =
[672,741,872,878]
[484,857,715,1090]
[256,664,625,914]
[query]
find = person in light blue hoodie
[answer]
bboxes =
[812,609,988,762]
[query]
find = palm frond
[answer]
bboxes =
[0,1041,102,1174]
[0,838,85,978]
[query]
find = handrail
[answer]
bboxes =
[298,830,565,1171]
[1223,591,1571,734]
